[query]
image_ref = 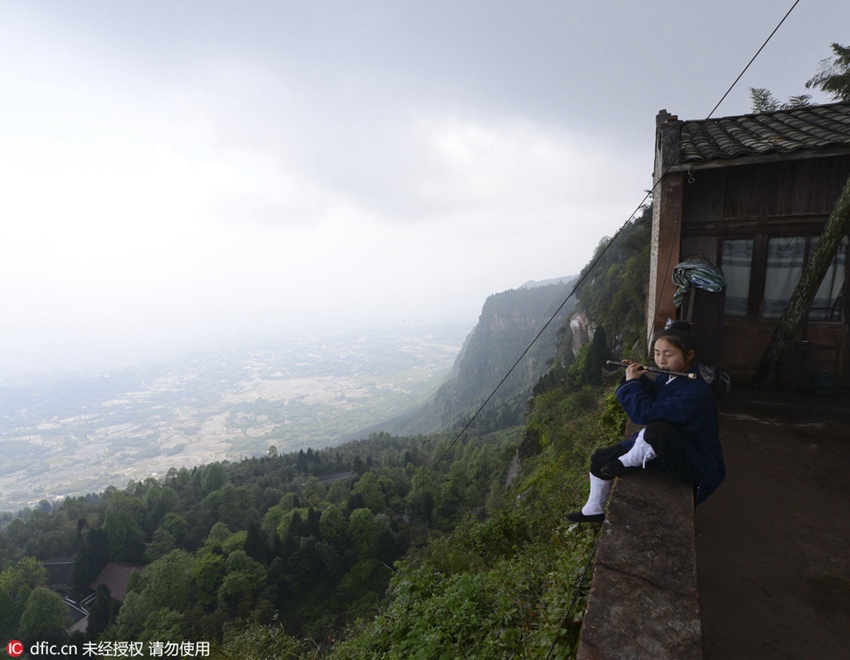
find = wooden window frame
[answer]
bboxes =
[718,232,848,323]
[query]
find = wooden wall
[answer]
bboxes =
[667,154,850,385]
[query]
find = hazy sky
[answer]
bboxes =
[1,0,847,380]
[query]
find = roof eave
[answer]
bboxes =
[665,144,850,174]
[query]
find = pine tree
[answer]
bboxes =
[806,43,850,101]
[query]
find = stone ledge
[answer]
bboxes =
[576,469,702,659]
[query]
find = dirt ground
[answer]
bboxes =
[695,386,850,658]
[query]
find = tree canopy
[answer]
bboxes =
[806,42,850,101]
[751,42,850,112]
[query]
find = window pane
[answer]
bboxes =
[763,237,806,319]
[721,239,752,317]
[808,236,848,321]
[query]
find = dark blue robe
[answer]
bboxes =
[616,366,725,503]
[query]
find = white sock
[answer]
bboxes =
[581,473,613,515]
[618,429,657,469]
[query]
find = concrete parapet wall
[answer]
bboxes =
[576,470,702,659]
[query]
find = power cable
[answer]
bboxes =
[373,3,805,655]
[544,2,804,656]
[648,0,803,324]
[706,0,802,121]
[404,199,648,507]
[413,0,803,493]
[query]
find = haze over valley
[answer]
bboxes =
[0,325,466,512]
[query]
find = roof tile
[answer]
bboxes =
[679,102,850,164]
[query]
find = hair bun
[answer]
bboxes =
[666,320,692,333]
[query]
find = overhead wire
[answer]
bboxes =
[705,0,802,122]
[649,0,803,325]
[404,199,650,508]
[543,1,804,655]
[408,0,803,508]
[396,17,804,644]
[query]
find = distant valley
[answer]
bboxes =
[0,326,466,512]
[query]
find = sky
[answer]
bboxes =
[0,0,847,381]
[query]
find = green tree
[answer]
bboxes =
[110,591,148,641]
[0,555,49,638]
[319,505,349,549]
[348,508,378,556]
[0,556,48,595]
[74,528,111,590]
[749,87,811,112]
[102,493,145,562]
[158,512,189,546]
[0,587,18,640]
[144,608,185,643]
[203,522,233,553]
[145,528,177,562]
[315,541,345,578]
[137,549,196,613]
[18,587,68,644]
[568,326,611,388]
[751,42,850,112]
[201,483,258,530]
[574,207,650,357]
[218,550,266,617]
[192,552,226,609]
[244,523,270,565]
[301,476,326,506]
[201,462,229,495]
[213,620,302,660]
[353,472,385,512]
[806,42,850,101]
[86,584,116,641]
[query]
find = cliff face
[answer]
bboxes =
[398,281,576,435]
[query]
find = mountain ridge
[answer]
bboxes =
[371,279,578,436]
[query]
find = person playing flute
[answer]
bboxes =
[567,321,725,523]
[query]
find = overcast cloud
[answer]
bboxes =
[0,0,847,380]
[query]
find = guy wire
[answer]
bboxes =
[403,0,802,532]
[545,2,804,654]
[405,198,648,506]
[648,0,802,335]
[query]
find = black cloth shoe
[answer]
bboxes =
[600,460,639,478]
[566,511,605,523]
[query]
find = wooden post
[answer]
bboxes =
[752,172,850,387]
[648,111,684,349]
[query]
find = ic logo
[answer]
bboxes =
[6,640,24,658]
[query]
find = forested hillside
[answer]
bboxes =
[533,205,652,396]
[0,394,628,658]
[0,208,651,658]
[0,431,521,649]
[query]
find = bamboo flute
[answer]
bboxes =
[606,360,697,380]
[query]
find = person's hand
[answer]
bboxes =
[623,360,646,381]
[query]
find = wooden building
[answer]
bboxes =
[649,101,850,384]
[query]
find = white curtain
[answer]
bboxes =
[763,237,806,318]
[808,236,847,321]
[721,239,752,317]
[761,236,847,320]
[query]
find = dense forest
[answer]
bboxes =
[0,208,650,658]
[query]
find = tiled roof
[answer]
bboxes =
[679,102,850,164]
[90,562,144,601]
